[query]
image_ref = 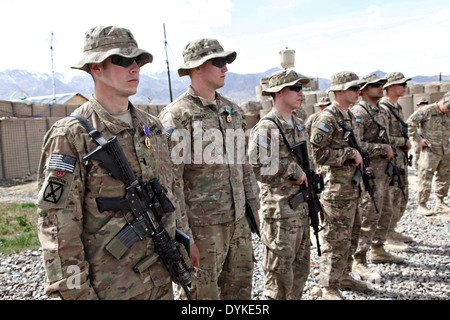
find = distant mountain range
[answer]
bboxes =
[0,69,448,106]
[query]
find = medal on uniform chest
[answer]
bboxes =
[226,106,232,123]
[143,125,151,149]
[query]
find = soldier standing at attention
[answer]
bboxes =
[159,39,260,300]
[36,26,187,299]
[407,92,450,216]
[309,71,371,300]
[248,70,311,299]
[378,72,413,253]
[351,74,403,283]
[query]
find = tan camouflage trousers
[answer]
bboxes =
[385,162,409,235]
[318,198,361,287]
[178,216,253,300]
[355,160,391,255]
[417,150,450,203]
[261,211,311,300]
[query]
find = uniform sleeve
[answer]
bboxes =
[309,116,358,166]
[36,126,98,300]
[407,110,425,142]
[248,123,304,185]
[158,110,194,244]
[239,114,260,211]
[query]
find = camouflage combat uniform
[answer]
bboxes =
[159,85,260,300]
[310,102,362,288]
[36,97,181,299]
[352,93,393,260]
[249,109,310,299]
[378,97,410,236]
[309,72,366,295]
[407,99,450,207]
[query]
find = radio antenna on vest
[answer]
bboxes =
[163,23,173,102]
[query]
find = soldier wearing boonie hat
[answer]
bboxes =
[378,71,414,252]
[159,38,260,300]
[327,70,366,92]
[177,38,236,77]
[310,70,374,299]
[36,25,187,300]
[71,25,153,73]
[407,90,450,216]
[351,73,403,281]
[383,71,412,88]
[249,69,312,299]
[416,98,429,107]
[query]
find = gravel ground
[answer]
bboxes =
[1,170,449,300]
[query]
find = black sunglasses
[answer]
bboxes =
[111,55,142,68]
[211,57,228,68]
[369,82,384,88]
[347,85,361,92]
[397,82,408,87]
[288,84,303,92]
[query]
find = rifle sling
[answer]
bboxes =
[379,102,408,128]
[261,117,294,150]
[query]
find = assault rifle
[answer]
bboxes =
[379,102,413,166]
[341,122,379,213]
[70,113,193,300]
[323,110,379,214]
[261,117,324,256]
[289,141,324,256]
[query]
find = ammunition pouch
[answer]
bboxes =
[288,190,306,209]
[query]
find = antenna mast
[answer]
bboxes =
[163,23,173,102]
[50,32,56,103]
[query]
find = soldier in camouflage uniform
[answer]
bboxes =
[350,74,403,282]
[36,26,188,299]
[309,71,371,300]
[158,38,260,300]
[412,98,429,170]
[378,72,413,253]
[248,70,311,299]
[407,92,450,216]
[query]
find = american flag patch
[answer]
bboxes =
[48,153,77,173]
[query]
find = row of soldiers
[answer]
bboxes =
[251,69,450,300]
[35,24,449,301]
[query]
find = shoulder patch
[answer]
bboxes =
[48,153,77,173]
[256,135,271,149]
[164,125,174,139]
[317,122,331,133]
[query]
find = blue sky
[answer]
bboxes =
[1,0,448,80]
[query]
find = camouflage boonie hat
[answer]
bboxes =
[383,72,411,88]
[327,71,364,92]
[315,96,331,107]
[416,98,429,106]
[262,69,311,96]
[71,25,153,73]
[177,38,236,77]
[360,73,387,90]
[444,91,450,110]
